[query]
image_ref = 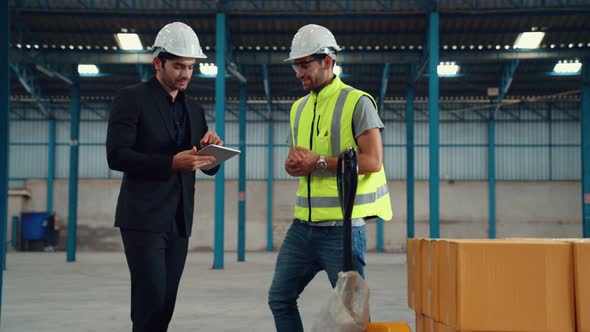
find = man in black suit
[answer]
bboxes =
[106,22,221,332]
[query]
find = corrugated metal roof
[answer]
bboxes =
[8,0,590,105]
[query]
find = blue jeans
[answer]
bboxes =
[268,220,367,332]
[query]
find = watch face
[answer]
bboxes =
[317,157,327,169]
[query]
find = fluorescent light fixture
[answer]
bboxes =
[514,31,545,49]
[437,61,459,76]
[333,65,342,76]
[553,60,582,74]
[114,33,143,50]
[77,64,99,75]
[199,63,218,76]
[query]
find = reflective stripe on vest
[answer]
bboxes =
[296,183,389,208]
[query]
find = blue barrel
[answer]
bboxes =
[20,212,49,240]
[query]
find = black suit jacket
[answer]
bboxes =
[106,78,217,236]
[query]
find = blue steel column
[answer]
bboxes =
[488,113,496,239]
[582,57,590,238]
[406,82,415,238]
[67,66,80,262]
[428,10,440,238]
[237,81,247,261]
[376,63,390,252]
[47,118,56,213]
[213,12,227,269]
[262,64,273,252]
[1,1,9,319]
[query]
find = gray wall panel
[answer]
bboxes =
[11,121,48,142]
[497,147,550,180]
[7,102,583,182]
[9,145,47,179]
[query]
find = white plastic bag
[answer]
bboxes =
[311,271,370,332]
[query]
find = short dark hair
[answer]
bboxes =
[314,53,336,68]
[156,51,180,66]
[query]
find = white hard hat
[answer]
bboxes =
[152,22,206,59]
[285,24,341,62]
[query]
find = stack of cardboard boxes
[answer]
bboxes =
[406,238,589,332]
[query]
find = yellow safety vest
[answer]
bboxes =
[290,76,393,222]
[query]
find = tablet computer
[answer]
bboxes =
[197,145,241,170]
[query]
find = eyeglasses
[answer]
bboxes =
[291,58,322,73]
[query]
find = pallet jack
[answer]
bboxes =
[337,147,411,332]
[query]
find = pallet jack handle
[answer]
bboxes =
[337,147,358,272]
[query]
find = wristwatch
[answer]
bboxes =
[316,155,327,170]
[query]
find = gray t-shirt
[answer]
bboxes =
[287,96,385,227]
[286,96,384,146]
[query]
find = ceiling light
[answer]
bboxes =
[333,65,342,76]
[553,60,582,74]
[115,33,143,50]
[514,31,545,49]
[199,63,218,76]
[78,64,100,76]
[437,61,459,76]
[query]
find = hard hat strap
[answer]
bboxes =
[152,47,165,59]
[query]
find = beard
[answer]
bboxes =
[164,76,189,91]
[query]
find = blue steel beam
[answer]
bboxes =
[24,26,589,39]
[136,63,150,82]
[34,64,72,85]
[428,10,440,238]
[494,59,520,113]
[67,65,80,262]
[406,77,415,239]
[13,17,72,85]
[47,118,56,213]
[488,112,496,239]
[376,63,390,252]
[582,57,590,238]
[237,80,247,262]
[12,1,590,12]
[13,48,590,65]
[213,12,227,270]
[262,63,273,252]
[1,0,9,322]
[10,64,49,118]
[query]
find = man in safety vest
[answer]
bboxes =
[268,24,393,331]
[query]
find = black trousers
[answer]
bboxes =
[120,217,189,332]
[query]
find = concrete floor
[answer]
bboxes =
[1,251,415,332]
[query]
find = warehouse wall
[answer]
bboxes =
[7,100,582,185]
[7,179,582,252]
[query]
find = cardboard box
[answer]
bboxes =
[437,240,457,327]
[503,237,590,332]
[573,240,590,332]
[435,321,455,332]
[424,316,435,332]
[421,239,439,320]
[437,239,575,332]
[415,313,424,332]
[407,238,422,312]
